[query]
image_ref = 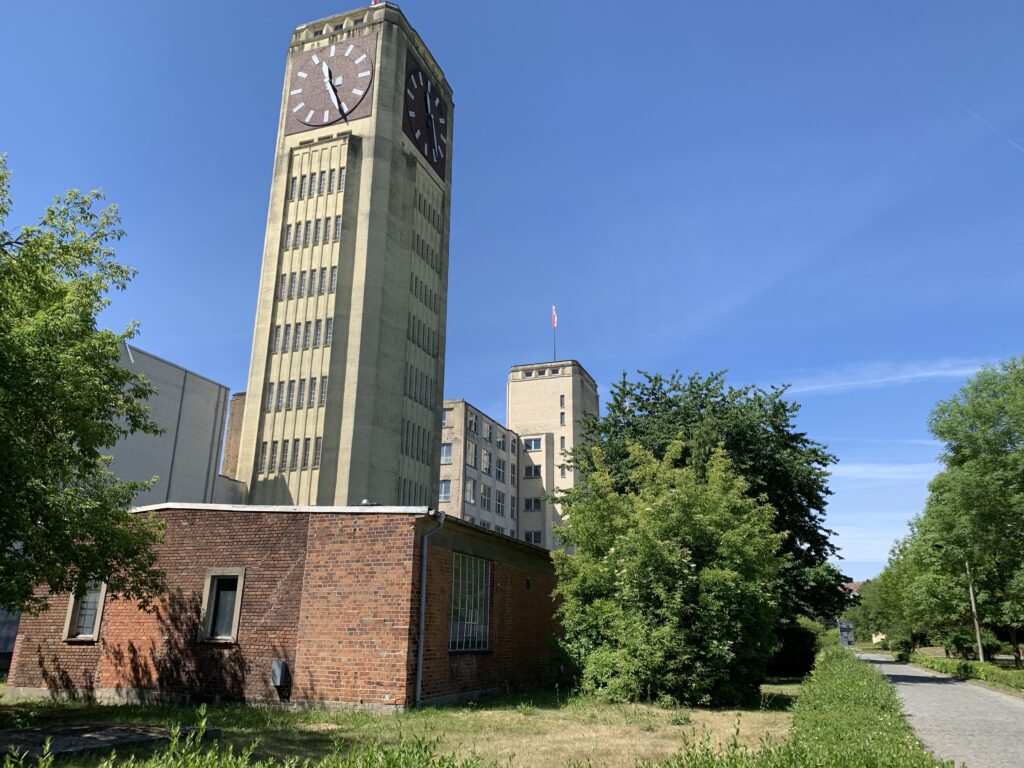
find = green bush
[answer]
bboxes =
[910,653,1024,691]
[766,617,823,677]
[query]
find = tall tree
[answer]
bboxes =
[0,156,164,613]
[574,371,847,620]
[554,444,786,705]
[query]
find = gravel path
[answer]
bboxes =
[860,653,1024,768]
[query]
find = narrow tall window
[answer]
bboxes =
[283,224,292,250]
[308,377,317,408]
[281,440,289,470]
[439,479,451,502]
[323,216,332,242]
[325,318,333,347]
[329,266,338,292]
[319,267,327,294]
[313,437,322,468]
[271,325,281,353]
[297,379,306,409]
[319,375,328,405]
[440,442,452,464]
[299,175,307,198]
[449,554,490,652]
[294,322,303,350]
[286,380,296,409]
[64,581,106,640]
[269,441,279,471]
[328,168,335,193]
[303,220,311,247]
[560,394,565,408]
[560,412,566,426]
[258,441,268,472]
[290,440,300,471]
[293,222,302,249]
[308,173,316,196]
[265,382,274,412]
[312,219,321,245]
[201,572,243,642]
[314,320,322,347]
[301,437,311,468]
[298,271,306,298]
[303,321,311,349]
[282,325,291,353]
[276,380,285,410]
[279,274,288,300]
[318,170,326,195]
[309,269,317,294]
[289,176,297,200]
[338,167,346,192]
[560,436,566,450]
[333,215,342,241]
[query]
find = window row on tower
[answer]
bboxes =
[401,418,433,467]
[282,216,343,250]
[278,267,338,300]
[271,318,333,353]
[257,436,322,473]
[405,362,436,411]
[414,233,442,275]
[414,188,443,233]
[265,376,329,412]
[287,168,346,201]
[409,273,440,315]
[400,478,430,506]
[408,313,439,358]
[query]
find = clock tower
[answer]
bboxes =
[236,3,452,506]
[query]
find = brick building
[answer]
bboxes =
[7,505,556,708]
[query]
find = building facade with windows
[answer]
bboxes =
[6,505,555,708]
[506,360,599,549]
[437,400,520,537]
[235,3,453,506]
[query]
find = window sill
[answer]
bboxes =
[199,637,239,646]
[63,636,98,644]
[448,648,492,656]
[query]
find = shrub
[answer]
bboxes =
[910,654,1024,691]
[766,617,822,677]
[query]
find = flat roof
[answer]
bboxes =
[508,359,597,387]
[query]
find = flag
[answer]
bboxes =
[551,304,558,329]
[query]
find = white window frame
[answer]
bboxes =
[439,478,451,502]
[198,568,246,643]
[62,581,107,642]
[524,437,542,452]
[448,553,491,652]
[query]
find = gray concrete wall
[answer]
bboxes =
[109,345,229,506]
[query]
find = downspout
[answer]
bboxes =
[415,509,445,707]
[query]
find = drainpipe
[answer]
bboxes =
[415,509,445,707]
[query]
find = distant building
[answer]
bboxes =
[112,344,242,506]
[438,400,520,537]
[506,360,599,548]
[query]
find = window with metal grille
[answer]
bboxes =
[65,581,105,640]
[449,553,490,652]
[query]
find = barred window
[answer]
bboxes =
[449,553,490,652]
[64,581,106,641]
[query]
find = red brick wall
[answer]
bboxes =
[9,508,309,703]
[415,519,557,703]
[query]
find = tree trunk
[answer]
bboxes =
[1011,627,1022,670]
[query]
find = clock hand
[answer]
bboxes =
[424,81,439,157]
[321,60,342,113]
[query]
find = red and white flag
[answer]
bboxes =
[551,304,558,329]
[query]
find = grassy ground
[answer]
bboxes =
[0,683,801,768]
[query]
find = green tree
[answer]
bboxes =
[574,371,847,621]
[553,443,786,706]
[0,156,163,613]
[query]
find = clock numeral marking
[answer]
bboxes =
[334,76,343,85]
[434,97,440,106]
[341,101,350,113]
[358,70,371,78]
[352,88,364,96]
[406,88,414,100]
[292,102,305,113]
[305,109,315,122]
[297,71,308,78]
[323,110,330,123]
[355,54,367,64]
[408,110,416,118]
[415,129,422,139]
[440,134,447,144]
[330,45,336,57]
[439,117,446,125]
[312,55,320,65]
[290,88,302,95]
[418,72,424,86]
[345,44,354,56]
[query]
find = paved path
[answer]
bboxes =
[860,653,1024,768]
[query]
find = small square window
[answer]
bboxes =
[524,437,541,452]
[63,581,106,641]
[200,569,245,642]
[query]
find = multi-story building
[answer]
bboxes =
[235,3,453,506]
[506,360,599,548]
[438,400,520,538]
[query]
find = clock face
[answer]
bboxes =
[403,54,449,179]
[286,39,375,130]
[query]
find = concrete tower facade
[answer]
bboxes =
[237,3,452,505]
[506,360,599,548]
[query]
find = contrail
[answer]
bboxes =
[922,74,1024,156]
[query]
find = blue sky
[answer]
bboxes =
[3,1,1022,579]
